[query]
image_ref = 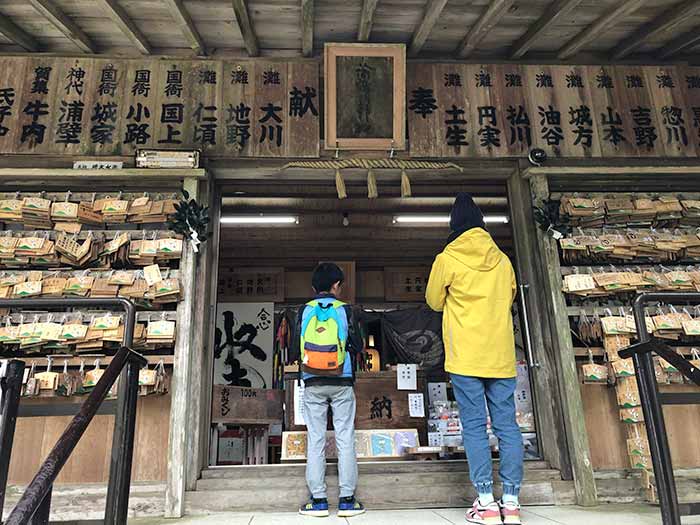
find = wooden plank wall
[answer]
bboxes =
[8,394,171,484]
[581,380,700,470]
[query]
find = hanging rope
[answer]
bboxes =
[367,168,378,199]
[400,169,412,198]
[282,159,464,171]
[335,169,347,199]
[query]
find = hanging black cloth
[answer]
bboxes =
[380,306,445,373]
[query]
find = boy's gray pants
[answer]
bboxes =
[303,383,358,499]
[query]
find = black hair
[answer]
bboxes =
[312,262,345,293]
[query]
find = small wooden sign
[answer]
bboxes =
[211,385,284,424]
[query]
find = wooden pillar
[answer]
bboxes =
[507,172,573,479]
[165,176,200,517]
[529,173,598,506]
[185,176,213,490]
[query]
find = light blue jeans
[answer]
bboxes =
[303,384,358,499]
[450,374,524,497]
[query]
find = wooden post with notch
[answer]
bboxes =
[529,173,598,506]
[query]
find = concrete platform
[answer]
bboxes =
[129,505,700,524]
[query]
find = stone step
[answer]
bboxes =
[2,483,164,522]
[196,468,562,492]
[185,479,574,513]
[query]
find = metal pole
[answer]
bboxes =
[632,294,681,525]
[104,358,142,525]
[26,487,51,525]
[0,360,25,521]
[104,298,141,525]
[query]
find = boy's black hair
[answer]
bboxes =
[312,262,345,293]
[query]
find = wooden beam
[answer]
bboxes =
[408,0,448,56]
[163,0,206,56]
[509,0,583,59]
[100,0,152,55]
[301,0,314,57]
[0,14,40,52]
[28,0,96,54]
[456,0,515,58]
[657,26,700,58]
[358,0,379,42]
[232,0,260,57]
[611,0,700,59]
[557,0,645,59]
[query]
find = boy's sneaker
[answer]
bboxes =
[337,496,366,517]
[466,499,503,525]
[499,501,522,525]
[299,498,329,517]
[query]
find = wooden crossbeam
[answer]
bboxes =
[509,0,583,59]
[611,0,700,59]
[456,0,515,58]
[557,0,645,59]
[100,0,152,55]
[358,0,379,42]
[408,0,448,56]
[0,13,40,52]
[232,0,260,56]
[163,0,206,56]
[28,0,96,54]
[301,0,314,57]
[657,26,700,58]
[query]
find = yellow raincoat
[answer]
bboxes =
[426,228,517,378]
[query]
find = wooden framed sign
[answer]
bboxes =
[324,43,406,151]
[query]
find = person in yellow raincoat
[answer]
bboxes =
[426,193,523,525]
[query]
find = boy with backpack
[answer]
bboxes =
[293,262,366,517]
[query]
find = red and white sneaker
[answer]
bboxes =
[465,499,503,525]
[499,501,522,525]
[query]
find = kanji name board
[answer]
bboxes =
[408,64,700,159]
[0,57,320,157]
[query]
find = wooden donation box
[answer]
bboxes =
[285,370,427,437]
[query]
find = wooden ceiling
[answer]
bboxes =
[1,0,700,62]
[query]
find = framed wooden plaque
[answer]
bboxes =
[324,43,406,151]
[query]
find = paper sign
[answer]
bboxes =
[397,363,417,391]
[294,380,306,426]
[428,382,448,404]
[409,393,425,418]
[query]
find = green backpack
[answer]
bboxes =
[300,299,348,375]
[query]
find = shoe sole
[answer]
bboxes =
[465,517,503,525]
[337,509,366,518]
[503,518,521,525]
[299,510,330,517]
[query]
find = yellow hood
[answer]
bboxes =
[443,228,504,272]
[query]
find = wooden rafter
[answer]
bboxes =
[358,0,379,42]
[0,13,39,52]
[509,0,582,59]
[611,0,700,59]
[301,0,314,57]
[408,0,448,56]
[232,0,260,56]
[28,0,96,54]
[163,0,206,56]
[657,27,700,58]
[557,0,645,59]
[456,0,515,58]
[100,0,151,55]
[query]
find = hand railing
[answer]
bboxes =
[0,298,147,525]
[620,292,700,525]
